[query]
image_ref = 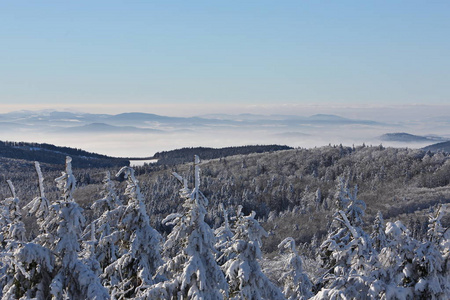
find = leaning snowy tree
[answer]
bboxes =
[147,155,228,300]
[25,162,51,238]
[48,156,109,299]
[222,206,285,300]
[103,166,163,299]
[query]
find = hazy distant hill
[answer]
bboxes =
[380,132,446,143]
[0,140,129,168]
[423,141,450,153]
[0,110,388,134]
[105,112,193,125]
[199,113,382,126]
[60,123,163,134]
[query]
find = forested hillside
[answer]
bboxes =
[152,145,292,165]
[135,145,450,249]
[0,145,448,299]
[0,140,129,168]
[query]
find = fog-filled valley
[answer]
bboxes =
[1,109,450,157]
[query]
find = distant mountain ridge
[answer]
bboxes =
[60,123,163,134]
[0,110,385,132]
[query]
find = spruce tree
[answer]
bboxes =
[88,171,122,272]
[104,166,163,299]
[278,237,313,300]
[316,181,374,299]
[148,156,228,300]
[371,211,387,253]
[49,156,109,299]
[223,207,285,299]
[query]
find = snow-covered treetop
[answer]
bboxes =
[35,161,46,198]
[427,204,446,243]
[278,237,313,300]
[92,171,121,212]
[385,220,411,245]
[55,156,76,202]
[116,166,144,203]
[25,162,50,223]
[6,180,16,200]
[234,210,268,247]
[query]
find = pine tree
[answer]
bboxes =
[315,182,375,299]
[3,161,56,299]
[371,211,387,253]
[377,220,417,299]
[1,180,26,245]
[89,171,122,272]
[214,203,234,265]
[0,180,29,298]
[278,237,313,300]
[223,207,285,299]
[104,166,163,299]
[147,156,228,300]
[412,205,449,299]
[48,156,109,299]
[24,162,50,235]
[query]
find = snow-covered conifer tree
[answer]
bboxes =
[0,180,28,298]
[147,156,228,299]
[377,220,417,299]
[427,204,446,244]
[334,176,350,211]
[371,211,387,253]
[412,205,449,299]
[1,180,26,245]
[223,208,285,299]
[93,171,122,213]
[278,237,313,300]
[215,203,234,265]
[2,161,56,299]
[88,171,122,271]
[48,156,109,299]
[25,162,50,231]
[104,166,163,299]
[315,183,375,299]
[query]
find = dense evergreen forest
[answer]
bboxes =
[0,145,448,299]
[152,145,293,166]
[0,141,129,168]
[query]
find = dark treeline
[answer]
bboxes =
[0,140,129,168]
[153,144,293,165]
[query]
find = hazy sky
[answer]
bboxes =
[1,1,449,116]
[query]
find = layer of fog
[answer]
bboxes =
[1,121,447,158]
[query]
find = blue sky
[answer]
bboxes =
[1,1,449,115]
